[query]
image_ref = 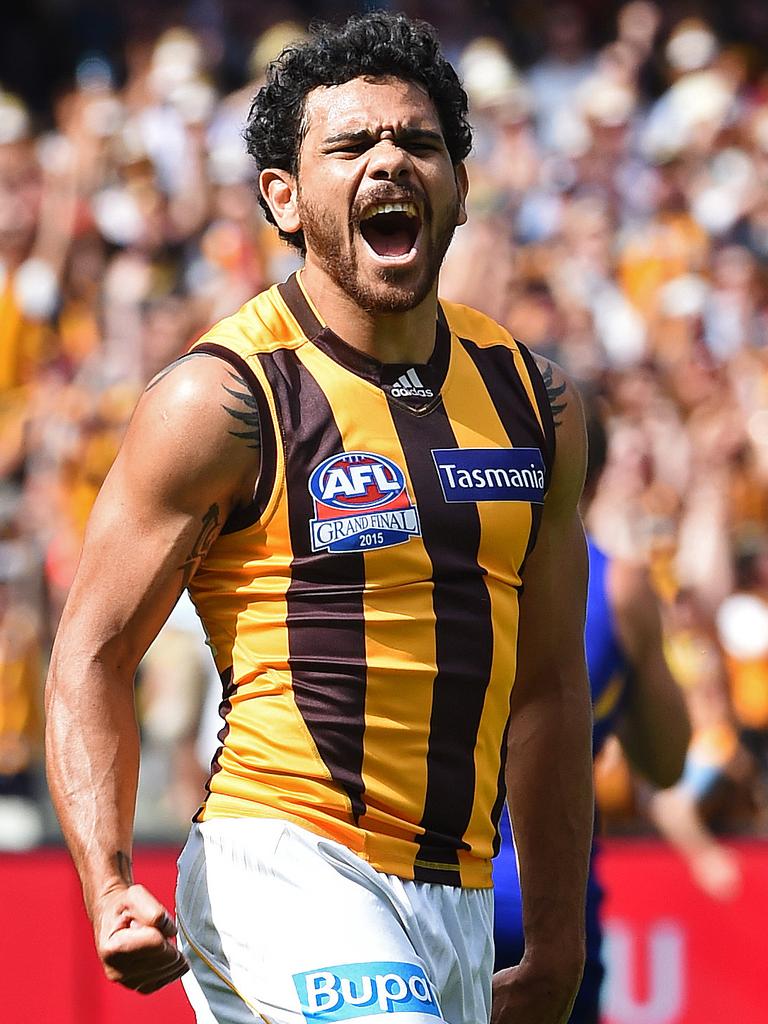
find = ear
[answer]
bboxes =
[455,162,469,226]
[259,168,302,236]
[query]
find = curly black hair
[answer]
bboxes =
[244,10,472,253]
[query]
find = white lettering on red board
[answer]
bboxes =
[602,919,685,1024]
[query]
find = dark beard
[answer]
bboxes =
[297,190,460,315]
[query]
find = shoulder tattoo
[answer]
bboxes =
[221,371,261,450]
[145,351,212,392]
[539,360,567,428]
[147,355,261,449]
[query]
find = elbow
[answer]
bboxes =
[650,726,691,789]
[653,754,686,791]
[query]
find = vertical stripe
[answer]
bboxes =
[460,338,550,566]
[490,716,511,856]
[440,341,526,871]
[258,348,368,823]
[389,392,494,884]
[294,342,437,851]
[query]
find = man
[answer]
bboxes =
[45,13,593,1024]
[494,403,691,1022]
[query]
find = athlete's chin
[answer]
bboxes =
[354,265,435,314]
[356,282,429,315]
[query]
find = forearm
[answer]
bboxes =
[620,687,689,790]
[45,650,140,918]
[505,671,593,969]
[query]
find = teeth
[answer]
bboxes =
[362,201,419,220]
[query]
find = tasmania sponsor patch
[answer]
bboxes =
[293,961,441,1022]
[432,448,546,503]
[308,452,421,554]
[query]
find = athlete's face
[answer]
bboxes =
[265,76,468,314]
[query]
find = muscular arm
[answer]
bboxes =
[45,353,261,992]
[609,561,690,789]
[492,358,593,1024]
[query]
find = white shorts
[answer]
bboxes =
[176,819,494,1024]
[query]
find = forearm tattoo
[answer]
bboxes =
[115,850,134,886]
[540,361,567,428]
[221,371,261,449]
[179,503,220,588]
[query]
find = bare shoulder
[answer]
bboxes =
[141,350,261,447]
[119,351,262,511]
[530,352,587,510]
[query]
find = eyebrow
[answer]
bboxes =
[321,127,445,147]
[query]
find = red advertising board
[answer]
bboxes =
[600,839,767,1023]
[1,840,765,1023]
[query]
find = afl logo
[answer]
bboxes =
[309,452,405,510]
[308,452,420,554]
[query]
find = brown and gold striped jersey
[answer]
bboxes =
[187,272,555,888]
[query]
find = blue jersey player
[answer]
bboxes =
[493,403,691,1023]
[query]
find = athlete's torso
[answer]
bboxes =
[187,273,554,888]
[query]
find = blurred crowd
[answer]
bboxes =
[2,0,768,863]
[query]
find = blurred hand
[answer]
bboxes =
[689,844,742,902]
[93,883,188,993]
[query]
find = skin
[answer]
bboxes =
[46,75,593,1021]
[608,559,690,788]
[493,438,691,1017]
[492,360,593,1024]
[45,355,258,992]
[260,76,468,362]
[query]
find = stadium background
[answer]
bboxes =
[1,0,767,1020]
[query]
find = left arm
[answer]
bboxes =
[492,359,593,1024]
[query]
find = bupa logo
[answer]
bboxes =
[293,961,441,1022]
[308,452,421,554]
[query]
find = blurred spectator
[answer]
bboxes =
[0,495,44,850]
[717,537,768,778]
[1,0,768,843]
[525,4,595,152]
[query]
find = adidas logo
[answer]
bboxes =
[390,368,434,399]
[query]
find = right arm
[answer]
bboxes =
[609,560,690,789]
[45,353,261,993]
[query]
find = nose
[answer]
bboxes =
[367,139,413,182]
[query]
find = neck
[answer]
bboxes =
[300,258,439,364]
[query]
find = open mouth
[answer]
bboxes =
[359,201,421,259]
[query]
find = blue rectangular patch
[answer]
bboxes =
[432,448,545,504]
[293,961,441,1022]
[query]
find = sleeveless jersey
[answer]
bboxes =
[187,272,555,888]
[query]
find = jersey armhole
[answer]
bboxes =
[514,341,557,489]
[193,341,279,534]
